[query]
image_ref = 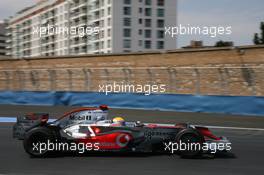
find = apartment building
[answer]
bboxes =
[0,22,7,56]
[6,0,177,58]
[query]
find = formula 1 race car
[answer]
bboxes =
[13,105,231,158]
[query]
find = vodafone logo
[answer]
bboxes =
[116,133,131,147]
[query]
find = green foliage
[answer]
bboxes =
[253,22,264,45]
[215,40,233,47]
[260,22,264,43]
[254,33,260,45]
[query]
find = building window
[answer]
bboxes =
[100,20,105,27]
[157,9,164,17]
[124,18,131,26]
[82,46,87,53]
[145,19,152,27]
[124,28,131,37]
[145,0,151,5]
[157,0,165,6]
[145,30,152,38]
[107,18,111,26]
[108,7,111,15]
[101,9,105,17]
[157,41,164,49]
[138,29,142,35]
[124,7,131,15]
[95,42,100,50]
[123,39,131,48]
[101,30,105,38]
[138,40,142,46]
[139,8,142,14]
[157,19,164,28]
[138,18,142,24]
[107,28,111,37]
[157,30,164,38]
[101,0,105,6]
[101,41,104,49]
[145,40,151,49]
[107,40,111,48]
[138,40,142,47]
[145,8,152,16]
[124,0,131,4]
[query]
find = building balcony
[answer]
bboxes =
[71,1,87,11]
[6,39,12,43]
[71,11,87,20]
[6,32,12,36]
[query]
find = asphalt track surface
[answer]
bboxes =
[0,105,264,175]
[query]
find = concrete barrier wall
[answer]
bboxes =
[0,45,264,96]
[1,66,263,96]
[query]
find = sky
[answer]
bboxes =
[178,0,264,47]
[0,0,263,48]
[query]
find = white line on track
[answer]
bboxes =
[204,125,264,131]
[145,123,264,131]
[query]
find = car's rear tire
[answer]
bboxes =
[176,130,204,158]
[23,127,55,158]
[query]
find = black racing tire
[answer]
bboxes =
[23,127,55,158]
[176,129,204,158]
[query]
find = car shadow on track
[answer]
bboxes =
[28,151,236,159]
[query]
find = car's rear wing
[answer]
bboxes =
[13,113,49,140]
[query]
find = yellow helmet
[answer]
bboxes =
[113,117,125,123]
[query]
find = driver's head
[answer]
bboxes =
[113,117,125,124]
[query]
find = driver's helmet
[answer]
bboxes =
[112,117,125,125]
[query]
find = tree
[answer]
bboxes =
[253,22,264,45]
[261,22,264,43]
[254,33,260,45]
[215,40,233,47]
